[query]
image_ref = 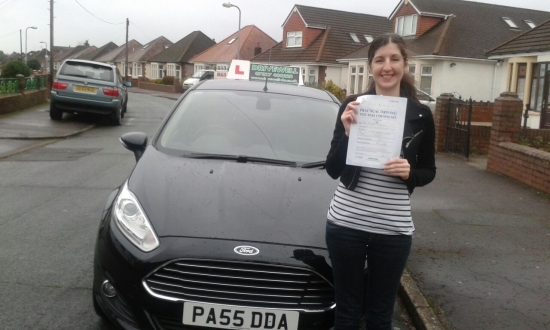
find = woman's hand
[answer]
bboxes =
[384,158,410,180]
[341,101,359,137]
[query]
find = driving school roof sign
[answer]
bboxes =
[227,60,301,85]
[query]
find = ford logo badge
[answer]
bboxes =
[234,245,259,256]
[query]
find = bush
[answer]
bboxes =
[27,59,41,71]
[150,79,163,84]
[162,76,175,86]
[305,80,346,102]
[1,60,31,78]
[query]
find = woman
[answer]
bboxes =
[325,33,436,330]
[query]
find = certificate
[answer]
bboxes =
[346,95,407,168]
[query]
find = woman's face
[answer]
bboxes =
[369,42,407,96]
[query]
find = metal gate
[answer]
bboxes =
[444,97,472,159]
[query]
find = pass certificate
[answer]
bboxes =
[346,95,407,168]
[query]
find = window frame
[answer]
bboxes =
[395,14,418,36]
[420,65,433,95]
[286,31,303,48]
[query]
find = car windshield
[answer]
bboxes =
[60,61,113,82]
[191,71,206,78]
[157,89,339,164]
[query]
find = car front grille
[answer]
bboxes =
[144,259,334,311]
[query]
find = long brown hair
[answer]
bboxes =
[350,33,418,102]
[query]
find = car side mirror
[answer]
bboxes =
[120,132,148,162]
[124,81,132,87]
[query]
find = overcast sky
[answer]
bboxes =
[1,0,548,55]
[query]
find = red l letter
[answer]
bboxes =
[235,65,244,75]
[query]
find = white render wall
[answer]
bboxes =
[325,66,347,88]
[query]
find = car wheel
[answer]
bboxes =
[110,106,122,126]
[49,101,63,120]
[122,98,127,117]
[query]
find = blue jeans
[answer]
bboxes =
[325,221,412,330]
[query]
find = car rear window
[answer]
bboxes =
[158,90,339,163]
[60,61,114,82]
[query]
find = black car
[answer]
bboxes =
[93,79,344,329]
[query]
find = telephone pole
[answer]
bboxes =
[50,0,54,83]
[20,30,23,61]
[125,18,129,83]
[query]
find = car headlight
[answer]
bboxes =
[113,181,159,252]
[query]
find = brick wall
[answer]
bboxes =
[487,92,550,194]
[0,89,49,115]
[471,101,493,122]
[470,125,491,154]
[138,81,183,94]
[283,12,322,49]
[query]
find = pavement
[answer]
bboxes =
[1,88,549,330]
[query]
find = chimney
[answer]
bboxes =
[254,42,262,56]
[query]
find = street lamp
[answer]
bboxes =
[25,26,37,64]
[222,2,241,60]
[40,41,48,73]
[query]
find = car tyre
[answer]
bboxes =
[121,98,128,118]
[50,101,63,120]
[92,282,106,318]
[110,106,122,126]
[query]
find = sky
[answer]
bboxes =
[1,0,548,55]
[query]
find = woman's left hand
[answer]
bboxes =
[383,158,410,180]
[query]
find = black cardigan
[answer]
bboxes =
[325,95,436,194]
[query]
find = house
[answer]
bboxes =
[148,31,216,81]
[190,25,277,77]
[251,5,391,90]
[126,36,173,80]
[372,0,550,101]
[79,42,118,61]
[487,18,550,129]
[52,45,91,71]
[94,39,142,76]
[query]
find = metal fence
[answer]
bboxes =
[0,76,47,96]
[444,97,473,160]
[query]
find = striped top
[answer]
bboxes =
[327,167,414,235]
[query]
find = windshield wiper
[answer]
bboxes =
[186,153,297,167]
[301,161,325,169]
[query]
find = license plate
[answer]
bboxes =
[183,302,299,330]
[74,85,96,93]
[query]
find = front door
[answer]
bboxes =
[541,69,550,129]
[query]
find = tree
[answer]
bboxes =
[27,59,41,71]
[0,50,7,64]
[1,60,31,78]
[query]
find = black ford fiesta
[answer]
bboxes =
[93,79,345,329]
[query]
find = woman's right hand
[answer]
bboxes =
[341,101,359,137]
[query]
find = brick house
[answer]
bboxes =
[342,0,549,102]
[93,40,143,77]
[125,36,173,80]
[190,25,277,77]
[487,18,550,129]
[251,5,391,90]
[148,31,216,81]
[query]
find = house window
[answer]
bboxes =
[228,38,237,45]
[420,65,432,95]
[151,63,158,79]
[158,64,164,78]
[167,64,175,77]
[524,20,536,28]
[529,63,548,112]
[502,17,519,29]
[175,65,181,79]
[364,35,373,43]
[301,68,306,84]
[350,66,356,95]
[350,33,360,43]
[358,66,364,93]
[309,69,316,84]
[133,62,141,77]
[286,31,303,47]
[395,15,418,36]
[409,64,416,75]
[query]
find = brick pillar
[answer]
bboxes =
[137,76,145,88]
[487,92,523,170]
[434,93,454,152]
[16,74,25,94]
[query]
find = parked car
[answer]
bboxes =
[50,59,128,125]
[182,69,215,90]
[417,89,436,113]
[93,79,344,329]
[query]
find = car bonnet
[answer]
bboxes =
[128,147,337,249]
